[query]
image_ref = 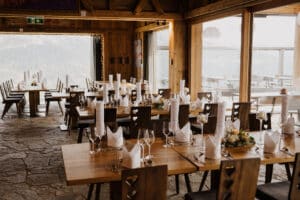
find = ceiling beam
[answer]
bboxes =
[0,10,182,21]
[133,0,148,15]
[151,0,164,14]
[135,21,168,32]
[257,3,300,15]
[251,0,300,13]
[185,0,271,20]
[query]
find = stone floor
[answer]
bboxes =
[0,104,288,200]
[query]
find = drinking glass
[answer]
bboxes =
[144,129,155,159]
[137,129,145,162]
[162,121,170,148]
[197,114,208,151]
[256,111,266,145]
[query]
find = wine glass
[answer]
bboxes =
[256,111,266,145]
[162,121,170,148]
[137,129,145,162]
[144,129,155,159]
[197,114,208,151]
[79,94,85,110]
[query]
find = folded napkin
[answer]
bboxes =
[116,73,121,86]
[215,102,226,139]
[107,127,124,148]
[136,82,142,104]
[179,80,185,97]
[180,94,191,104]
[264,131,280,153]
[122,144,141,168]
[169,99,179,132]
[205,136,221,159]
[95,101,105,137]
[103,84,109,104]
[283,115,295,135]
[109,74,113,89]
[114,81,120,100]
[281,95,288,125]
[120,95,129,107]
[175,122,192,143]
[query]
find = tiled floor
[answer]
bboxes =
[0,104,288,200]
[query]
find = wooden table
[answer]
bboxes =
[62,133,299,186]
[51,91,103,99]
[62,139,197,185]
[15,86,48,117]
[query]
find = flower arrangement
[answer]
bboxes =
[222,129,255,147]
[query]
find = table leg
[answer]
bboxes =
[210,170,220,190]
[29,91,39,117]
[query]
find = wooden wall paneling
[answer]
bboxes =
[239,9,253,102]
[188,23,202,101]
[169,20,187,93]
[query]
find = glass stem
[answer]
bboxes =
[259,119,263,143]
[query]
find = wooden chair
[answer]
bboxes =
[127,106,152,139]
[203,103,218,116]
[248,112,272,131]
[111,165,168,200]
[0,84,23,119]
[158,88,171,99]
[231,102,251,130]
[67,91,84,133]
[179,104,190,128]
[130,89,137,103]
[185,158,261,200]
[45,81,64,116]
[256,152,300,200]
[197,92,212,102]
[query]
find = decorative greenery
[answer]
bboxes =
[222,129,255,147]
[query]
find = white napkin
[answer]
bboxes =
[116,73,121,86]
[109,74,113,89]
[114,81,120,100]
[180,94,191,104]
[107,127,124,148]
[136,82,142,104]
[95,101,105,137]
[175,122,192,143]
[283,115,295,135]
[103,84,109,104]
[205,136,221,159]
[169,99,179,132]
[281,95,288,125]
[163,99,170,111]
[179,80,185,97]
[122,144,141,168]
[215,102,226,139]
[120,95,129,107]
[264,131,280,153]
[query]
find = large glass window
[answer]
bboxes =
[0,34,93,88]
[251,16,295,92]
[202,16,241,103]
[148,29,169,92]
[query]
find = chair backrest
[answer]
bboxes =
[121,165,167,200]
[130,106,152,138]
[69,91,84,115]
[2,82,10,97]
[104,107,117,131]
[0,84,7,101]
[203,116,217,133]
[203,103,218,116]
[158,88,171,99]
[131,89,137,103]
[248,113,272,131]
[197,92,212,102]
[231,102,251,130]
[179,104,190,129]
[10,79,14,89]
[289,152,300,199]
[217,158,260,200]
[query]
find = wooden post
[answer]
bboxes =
[169,20,187,93]
[239,9,253,102]
[189,23,202,101]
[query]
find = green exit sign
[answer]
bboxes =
[27,16,44,25]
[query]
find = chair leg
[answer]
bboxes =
[46,100,50,116]
[78,127,84,143]
[1,102,12,119]
[15,102,21,116]
[95,183,101,200]
[57,101,64,115]
[87,184,94,200]
[284,163,292,181]
[265,164,273,183]
[198,171,209,191]
[175,175,180,194]
[184,173,192,193]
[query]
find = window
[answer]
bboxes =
[202,16,242,103]
[147,29,169,92]
[0,34,93,88]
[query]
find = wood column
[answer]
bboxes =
[239,9,253,102]
[169,20,187,93]
[189,23,202,101]
[293,13,300,91]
